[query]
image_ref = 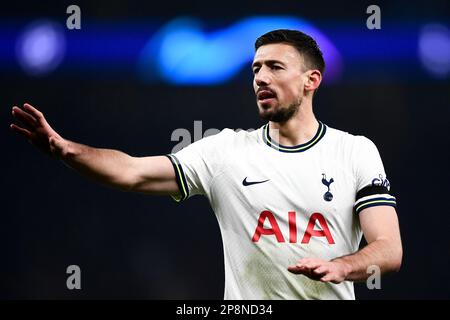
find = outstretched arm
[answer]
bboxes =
[10,103,180,196]
[288,206,402,283]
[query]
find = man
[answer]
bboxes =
[10,29,402,299]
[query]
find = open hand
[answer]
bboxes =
[288,257,350,284]
[10,103,68,158]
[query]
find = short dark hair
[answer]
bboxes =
[255,29,325,75]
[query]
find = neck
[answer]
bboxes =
[269,100,318,147]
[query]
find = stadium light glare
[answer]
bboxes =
[418,23,450,78]
[138,16,343,85]
[15,20,66,77]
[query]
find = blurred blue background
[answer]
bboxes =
[1,0,449,299]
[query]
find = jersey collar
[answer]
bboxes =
[262,121,327,153]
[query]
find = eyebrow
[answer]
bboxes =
[251,59,286,69]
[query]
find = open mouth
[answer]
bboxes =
[257,89,277,101]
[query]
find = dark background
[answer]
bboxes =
[1,0,449,299]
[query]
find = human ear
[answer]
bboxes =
[304,70,322,92]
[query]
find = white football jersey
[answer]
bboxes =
[167,121,396,300]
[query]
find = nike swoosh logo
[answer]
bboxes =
[242,177,270,186]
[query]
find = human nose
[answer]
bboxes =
[254,66,271,86]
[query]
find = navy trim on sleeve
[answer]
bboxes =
[166,154,189,202]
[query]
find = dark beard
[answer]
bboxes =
[259,101,299,123]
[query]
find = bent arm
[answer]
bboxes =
[332,205,403,281]
[288,205,402,283]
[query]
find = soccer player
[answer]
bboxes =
[10,29,402,299]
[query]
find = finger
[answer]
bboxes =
[288,265,300,273]
[287,267,298,274]
[23,103,44,119]
[313,266,328,275]
[290,268,323,281]
[320,275,332,282]
[23,103,51,127]
[10,123,32,139]
[12,106,38,128]
[23,103,54,130]
[296,257,322,269]
[288,264,318,277]
[320,275,341,283]
[288,265,309,274]
[299,261,321,270]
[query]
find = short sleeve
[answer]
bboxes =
[166,128,234,202]
[353,136,397,214]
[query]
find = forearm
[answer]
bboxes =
[332,238,402,282]
[59,139,136,191]
[10,103,167,193]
